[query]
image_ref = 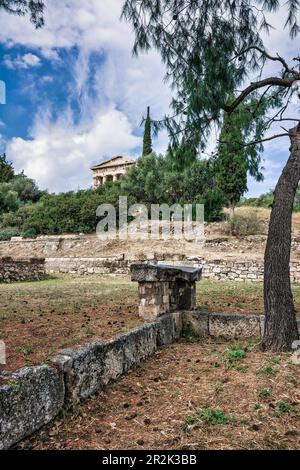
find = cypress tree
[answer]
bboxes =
[142,106,152,156]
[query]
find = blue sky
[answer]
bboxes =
[0,1,299,194]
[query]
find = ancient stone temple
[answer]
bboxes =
[91,156,136,188]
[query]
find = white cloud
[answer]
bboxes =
[6,107,141,192]
[0,0,134,57]
[1,1,297,195]
[3,52,41,69]
[0,0,171,191]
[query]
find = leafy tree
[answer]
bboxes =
[122,152,224,219]
[142,106,153,156]
[0,153,14,183]
[0,0,45,28]
[122,0,300,351]
[0,183,20,214]
[121,153,165,205]
[240,191,274,209]
[10,171,43,203]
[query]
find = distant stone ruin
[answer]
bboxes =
[0,257,45,283]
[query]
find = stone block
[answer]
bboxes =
[183,311,209,337]
[209,313,261,339]
[0,365,64,450]
[52,323,160,403]
[130,264,202,283]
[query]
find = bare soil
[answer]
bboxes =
[1,276,300,374]
[0,276,140,373]
[16,339,300,450]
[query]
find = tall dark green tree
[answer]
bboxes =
[217,116,248,219]
[216,98,265,218]
[0,153,14,183]
[0,0,44,28]
[142,106,152,156]
[122,0,300,351]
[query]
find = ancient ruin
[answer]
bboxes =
[131,264,202,320]
[91,156,136,188]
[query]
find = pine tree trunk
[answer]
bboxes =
[263,125,300,351]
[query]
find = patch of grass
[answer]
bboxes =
[8,380,19,390]
[259,388,271,398]
[212,382,224,394]
[225,344,247,370]
[269,358,281,365]
[186,408,234,426]
[275,401,297,415]
[258,365,276,376]
[228,345,247,361]
[18,347,34,355]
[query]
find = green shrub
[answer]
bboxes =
[22,228,37,239]
[0,228,20,241]
[224,211,265,236]
[1,204,35,229]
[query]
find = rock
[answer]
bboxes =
[0,365,64,450]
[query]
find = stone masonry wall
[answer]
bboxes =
[45,255,300,284]
[1,311,299,449]
[0,257,46,283]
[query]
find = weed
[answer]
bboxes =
[213,382,224,394]
[186,408,234,426]
[18,347,34,355]
[9,380,19,390]
[227,345,247,361]
[275,401,297,415]
[258,365,276,376]
[259,388,271,398]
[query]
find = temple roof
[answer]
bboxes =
[91,156,136,170]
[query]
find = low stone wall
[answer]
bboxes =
[1,311,299,449]
[45,255,300,284]
[0,257,46,283]
[0,312,182,450]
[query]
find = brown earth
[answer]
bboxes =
[16,338,300,450]
[1,276,300,374]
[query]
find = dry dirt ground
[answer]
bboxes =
[1,276,300,373]
[16,339,300,450]
[0,276,140,373]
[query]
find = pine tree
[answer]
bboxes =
[122,0,300,351]
[142,106,152,156]
[0,1,44,28]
